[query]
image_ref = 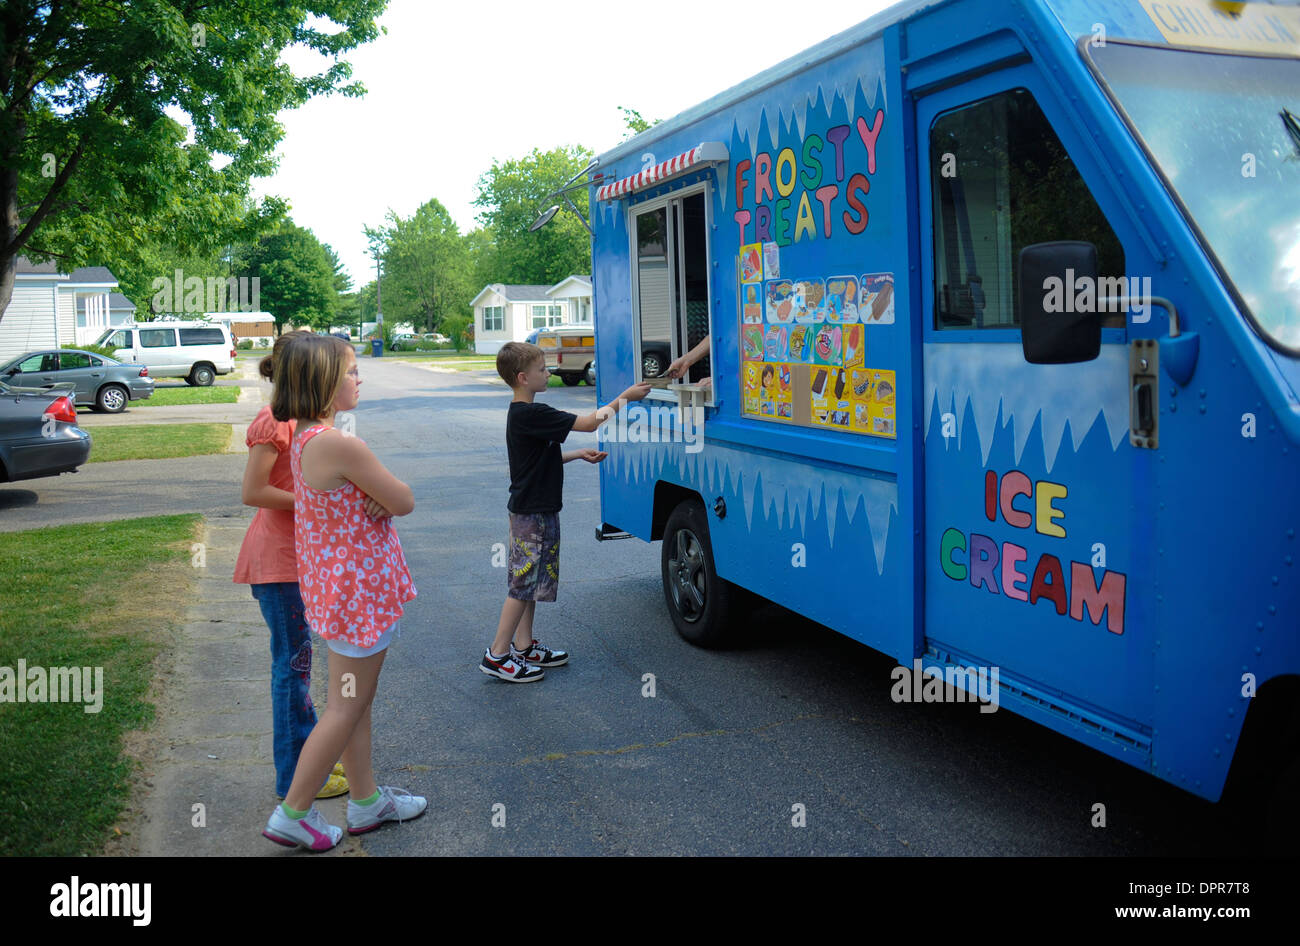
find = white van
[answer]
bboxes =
[96,321,236,385]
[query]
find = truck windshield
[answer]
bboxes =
[1092,43,1300,352]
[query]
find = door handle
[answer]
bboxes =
[1129,339,1159,449]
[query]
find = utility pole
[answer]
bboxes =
[374,248,383,332]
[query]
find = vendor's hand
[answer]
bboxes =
[666,356,688,379]
[575,448,608,464]
[698,376,713,388]
[362,494,391,519]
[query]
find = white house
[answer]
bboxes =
[471,275,593,354]
[0,259,137,360]
[547,275,592,325]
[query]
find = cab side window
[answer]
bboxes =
[930,87,1125,329]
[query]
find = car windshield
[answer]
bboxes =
[1091,43,1300,352]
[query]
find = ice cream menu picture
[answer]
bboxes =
[739,244,896,440]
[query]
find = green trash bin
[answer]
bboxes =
[371,338,383,358]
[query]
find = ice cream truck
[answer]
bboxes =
[585,0,1300,806]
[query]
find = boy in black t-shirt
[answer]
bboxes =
[480,342,651,682]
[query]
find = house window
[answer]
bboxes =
[631,187,712,384]
[531,304,563,329]
[482,306,504,332]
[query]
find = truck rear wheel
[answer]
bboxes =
[661,500,740,648]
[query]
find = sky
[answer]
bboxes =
[253,0,898,288]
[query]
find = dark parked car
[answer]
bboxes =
[640,341,671,378]
[0,379,92,482]
[0,349,154,413]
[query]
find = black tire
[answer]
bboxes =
[190,363,215,386]
[561,373,581,386]
[643,351,666,378]
[661,500,741,648]
[95,384,128,414]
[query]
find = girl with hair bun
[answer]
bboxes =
[234,331,349,802]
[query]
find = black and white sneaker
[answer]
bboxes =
[480,649,545,682]
[514,638,569,668]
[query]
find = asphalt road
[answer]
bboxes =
[2,357,1276,855]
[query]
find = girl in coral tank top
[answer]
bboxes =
[261,334,425,852]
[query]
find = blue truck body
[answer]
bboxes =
[588,0,1300,801]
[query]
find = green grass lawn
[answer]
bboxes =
[0,515,201,855]
[136,386,240,407]
[88,424,231,462]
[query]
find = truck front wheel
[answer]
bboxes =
[661,500,739,648]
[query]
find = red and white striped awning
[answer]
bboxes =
[595,142,729,201]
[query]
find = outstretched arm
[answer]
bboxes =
[571,382,653,433]
[666,337,711,380]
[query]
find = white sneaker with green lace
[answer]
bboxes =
[263,804,343,851]
[347,786,428,835]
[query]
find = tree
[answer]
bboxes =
[366,199,473,332]
[473,145,593,286]
[0,0,387,319]
[337,280,377,335]
[619,106,660,138]
[244,224,341,332]
[324,244,353,296]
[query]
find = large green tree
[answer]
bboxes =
[0,0,387,319]
[244,223,340,332]
[473,145,593,286]
[366,198,472,332]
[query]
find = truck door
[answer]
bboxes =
[916,64,1156,741]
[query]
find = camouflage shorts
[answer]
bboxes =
[507,512,560,602]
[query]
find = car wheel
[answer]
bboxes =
[642,351,666,378]
[96,384,128,414]
[585,363,596,386]
[661,500,741,648]
[190,364,215,386]
[561,373,581,386]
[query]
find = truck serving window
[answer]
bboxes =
[1091,43,1300,353]
[633,189,712,384]
[930,88,1125,330]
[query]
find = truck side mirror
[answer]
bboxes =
[1019,241,1101,364]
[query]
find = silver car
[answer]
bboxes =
[0,349,154,413]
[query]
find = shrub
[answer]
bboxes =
[63,342,119,360]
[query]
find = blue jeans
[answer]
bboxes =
[251,583,317,797]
